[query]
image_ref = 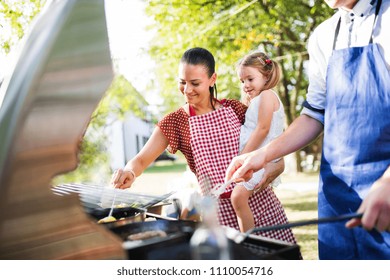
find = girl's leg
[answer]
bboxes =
[231,184,254,232]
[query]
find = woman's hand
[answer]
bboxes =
[111,169,136,189]
[110,127,169,190]
[346,168,390,232]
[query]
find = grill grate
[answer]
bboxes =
[52,183,174,210]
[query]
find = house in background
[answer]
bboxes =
[105,75,177,171]
[108,113,154,171]
[103,75,154,170]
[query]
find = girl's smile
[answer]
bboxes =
[238,65,268,101]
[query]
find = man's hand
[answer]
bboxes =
[225,148,268,183]
[346,168,390,232]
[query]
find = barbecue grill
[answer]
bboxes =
[105,218,301,260]
[53,183,301,259]
[0,0,125,260]
[0,0,302,260]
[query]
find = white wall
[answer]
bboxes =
[108,113,153,170]
[123,114,153,162]
[107,119,125,170]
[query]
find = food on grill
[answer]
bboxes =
[127,230,167,241]
[98,215,117,224]
[116,203,129,208]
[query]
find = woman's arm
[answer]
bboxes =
[111,126,169,189]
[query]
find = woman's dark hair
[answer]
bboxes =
[180,47,217,109]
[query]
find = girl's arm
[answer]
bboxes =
[240,90,276,154]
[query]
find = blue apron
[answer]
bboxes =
[319,0,390,259]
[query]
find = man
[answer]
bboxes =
[226,0,390,259]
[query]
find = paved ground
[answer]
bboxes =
[130,171,191,195]
[130,170,319,196]
[278,173,318,192]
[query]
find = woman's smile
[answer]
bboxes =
[178,62,215,107]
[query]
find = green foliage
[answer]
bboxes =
[1,2,152,184]
[145,0,334,120]
[144,0,334,171]
[2,0,336,183]
[91,75,149,125]
[0,0,46,54]
[54,129,112,185]
[55,75,150,184]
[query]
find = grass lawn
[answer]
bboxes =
[144,161,188,173]
[275,187,319,260]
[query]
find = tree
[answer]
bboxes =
[1,1,152,183]
[55,75,151,184]
[0,0,46,54]
[144,0,335,172]
[1,0,336,179]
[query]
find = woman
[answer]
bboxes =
[111,47,297,244]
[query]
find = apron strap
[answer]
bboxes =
[189,98,226,117]
[369,0,382,44]
[332,18,341,51]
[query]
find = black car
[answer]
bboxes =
[155,150,178,162]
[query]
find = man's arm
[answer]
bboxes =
[226,114,324,182]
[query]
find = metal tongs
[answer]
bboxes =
[107,191,117,217]
[98,190,118,223]
[210,178,245,197]
[232,212,363,244]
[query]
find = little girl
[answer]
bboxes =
[231,51,285,232]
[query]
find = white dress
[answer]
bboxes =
[239,90,285,190]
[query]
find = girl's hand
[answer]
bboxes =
[254,159,285,193]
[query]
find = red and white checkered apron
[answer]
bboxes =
[189,105,297,244]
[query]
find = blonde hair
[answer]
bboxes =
[237,51,281,90]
